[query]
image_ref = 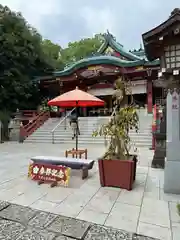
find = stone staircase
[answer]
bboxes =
[24,108,153,148]
[24,117,108,144]
[129,108,152,148]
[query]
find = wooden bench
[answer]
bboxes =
[65,148,87,159]
[30,156,94,180]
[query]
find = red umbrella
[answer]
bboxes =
[48,87,105,107]
[48,87,105,150]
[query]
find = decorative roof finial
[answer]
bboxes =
[139,43,143,51]
[170,8,180,17]
[104,29,115,41]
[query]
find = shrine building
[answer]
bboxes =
[39,31,162,115]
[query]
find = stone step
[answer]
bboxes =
[25,138,152,147]
[30,130,152,135]
[42,119,152,125]
[37,130,152,134]
[29,131,152,137]
[27,135,152,143]
[24,114,152,147]
[25,134,152,141]
[29,134,151,140]
[36,125,152,129]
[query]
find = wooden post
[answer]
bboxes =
[147,80,153,114]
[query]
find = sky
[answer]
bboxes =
[0,0,179,50]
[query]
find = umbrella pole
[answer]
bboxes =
[75,105,78,151]
[64,108,67,130]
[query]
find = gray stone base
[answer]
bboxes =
[164,160,180,194]
[151,149,165,169]
[9,129,20,141]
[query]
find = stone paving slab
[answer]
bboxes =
[16,228,56,240]
[28,211,57,229]
[172,222,180,240]
[0,219,25,240]
[55,236,75,240]
[137,222,172,240]
[0,200,10,211]
[84,224,133,240]
[0,204,37,224]
[0,201,159,240]
[132,234,159,240]
[47,215,91,239]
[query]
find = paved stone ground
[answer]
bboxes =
[0,201,158,240]
[0,142,179,240]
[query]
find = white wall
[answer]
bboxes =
[128,84,147,95]
[87,80,147,96]
[87,88,114,96]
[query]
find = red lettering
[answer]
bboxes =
[28,163,70,185]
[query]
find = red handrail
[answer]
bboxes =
[20,111,50,139]
[19,110,38,117]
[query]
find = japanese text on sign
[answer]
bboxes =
[172,93,179,110]
[28,163,71,186]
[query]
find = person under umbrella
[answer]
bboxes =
[48,87,104,150]
[69,112,80,139]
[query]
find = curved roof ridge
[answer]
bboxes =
[54,55,145,77]
[109,37,144,61]
[97,31,145,61]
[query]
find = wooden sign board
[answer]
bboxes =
[28,163,71,187]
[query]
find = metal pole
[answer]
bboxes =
[75,104,78,151]
[64,109,67,130]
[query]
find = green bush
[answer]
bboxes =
[177,203,180,216]
[39,99,57,112]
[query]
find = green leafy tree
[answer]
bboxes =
[0,5,54,112]
[61,34,104,66]
[41,39,64,70]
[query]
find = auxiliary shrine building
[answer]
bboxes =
[40,31,162,115]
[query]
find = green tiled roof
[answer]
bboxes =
[54,31,160,77]
[98,32,143,61]
[131,50,145,57]
[54,56,145,77]
[144,59,159,66]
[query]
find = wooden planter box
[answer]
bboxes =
[98,155,137,190]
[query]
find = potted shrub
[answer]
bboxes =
[93,77,139,190]
[177,203,180,216]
